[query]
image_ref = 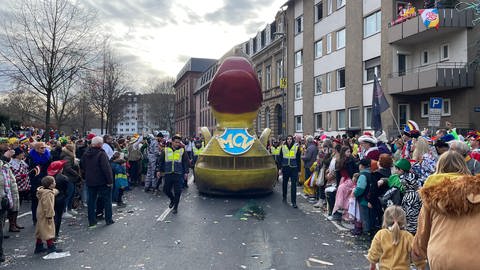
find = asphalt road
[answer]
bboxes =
[2,180,370,270]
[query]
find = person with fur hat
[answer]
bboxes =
[358,133,380,161]
[412,151,480,269]
[47,160,69,239]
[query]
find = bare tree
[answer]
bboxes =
[0,87,46,126]
[86,44,129,135]
[51,77,79,130]
[0,0,99,136]
[145,78,176,135]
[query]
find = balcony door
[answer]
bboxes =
[398,54,406,76]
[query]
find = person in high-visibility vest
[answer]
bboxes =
[270,139,281,167]
[277,135,301,208]
[156,134,190,214]
[191,140,204,183]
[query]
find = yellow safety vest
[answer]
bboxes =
[193,145,204,156]
[164,147,184,174]
[281,144,298,167]
[271,146,281,156]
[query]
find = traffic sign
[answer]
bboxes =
[280,78,287,89]
[428,97,443,127]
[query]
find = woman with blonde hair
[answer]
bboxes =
[413,158,480,269]
[411,137,436,186]
[368,205,426,270]
[423,150,470,188]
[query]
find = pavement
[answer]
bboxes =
[2,179,370,270]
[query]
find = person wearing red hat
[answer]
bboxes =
[47,160,69,239]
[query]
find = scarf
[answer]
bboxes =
[29,148,51,165]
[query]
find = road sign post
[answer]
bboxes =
[428,97,442,127]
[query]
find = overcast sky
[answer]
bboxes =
[85,0,286,82]
[0,0,286,91]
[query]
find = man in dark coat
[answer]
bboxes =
[80,136,114,228]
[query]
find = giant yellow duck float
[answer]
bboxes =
[194,57,277,195]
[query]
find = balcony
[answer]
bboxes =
[388,62,474,95]
[388,8,474,45]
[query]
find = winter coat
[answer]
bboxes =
[54,173,69,206]
[302,142,318,170]
[80,147,113,187]
[0,160,20,212]
[413,175,480,270]
[35,187,58,240]
[60,148,81,183]
[26,149,52,192]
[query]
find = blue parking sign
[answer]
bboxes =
[429,97,443,109]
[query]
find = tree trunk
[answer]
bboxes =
[45,90,52,138]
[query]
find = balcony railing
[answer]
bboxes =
[388,62,474,94]
[388,8,474,44]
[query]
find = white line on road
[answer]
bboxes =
[18,211,32,218]
[156,208,172,222]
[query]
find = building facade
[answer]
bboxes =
[242,15,287,139]
[277,0,480,137]
[174,58,216,137]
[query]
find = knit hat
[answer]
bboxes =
[47,160,67,176]
[394,158,411,171]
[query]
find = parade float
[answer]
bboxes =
[194,57,277,195]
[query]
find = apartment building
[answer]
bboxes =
[241,14,287,138]
[174,58,216,137]
[114,92,171,136]
[278,0,479,137]
[194,62,218,134]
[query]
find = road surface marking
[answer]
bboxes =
[156,208,172,222]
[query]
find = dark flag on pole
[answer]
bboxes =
[371,75,390,132]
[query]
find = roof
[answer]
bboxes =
[175,58,217,84]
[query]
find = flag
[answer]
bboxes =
[419,8,439,29]
[371,75,390,132]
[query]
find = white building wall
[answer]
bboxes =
[294,0,303,17]
[363,33,381,61]
[314,48,345,76]
[363,0,381,15]
[314,7,345,40]
[313,91,346,113]
[294,33,303,51]
[294,67,303,83]
[294,99,303,116]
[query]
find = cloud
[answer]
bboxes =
[83,0,174,28]
[205,0,272,25]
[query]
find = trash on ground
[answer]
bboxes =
[307,257,334,266]
[234,200,266,220]
[42,251,71,260]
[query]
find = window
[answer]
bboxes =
[314,76,323,95]
[257,70,263,89]
[364,107,372,129]
[295,82,303,99]
[315,2,323,22]
[315,113,323,131]
[295,50,303,67]
[422,50,429,65]
[261,30,266,47]
[257,113,262,131]
[253,38,257,54]
[120,129,123,132]
[126,128,129,132]
[337,68,345,89]
[364,11,381,38]
[270,23,277,40]
[440,44,449,60]
[245,42,250,55]
[349,108,360,128]
[421,99,451,117]
[126,122,130,126]
[326,33,332,53]
[276,60,283,86]
[295,16,303,34]
[328,0,333,15]
[336,28,346,49]
[398,104,410,127]
[265,65,271,89]
[327,111,333,130]
[337,110,346,130]
[295,115,303,132]
[337,0,345,9]
[315,39,323,58]
[365,57,381,82]
[326,73,332,93]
